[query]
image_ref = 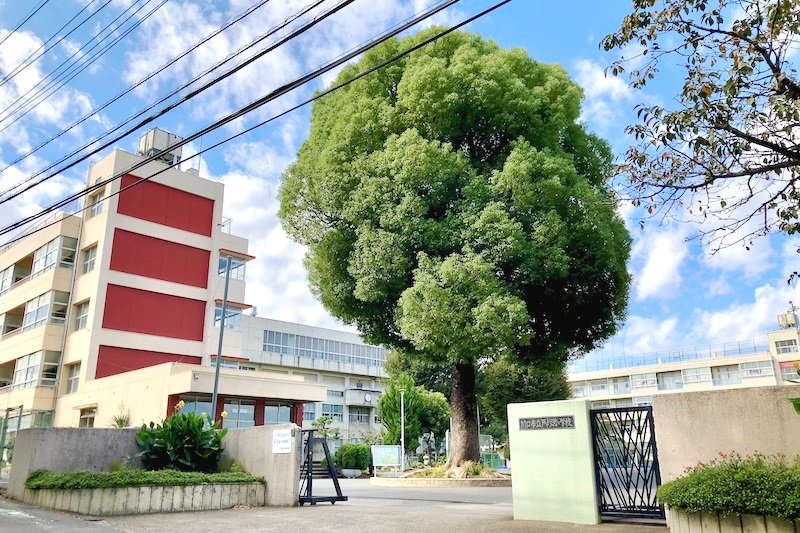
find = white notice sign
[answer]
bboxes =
[272,428,292,454]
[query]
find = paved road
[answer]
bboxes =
[0,479,668,533]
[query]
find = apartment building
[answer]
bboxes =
[568,312,800,408]
[0,130,328,439]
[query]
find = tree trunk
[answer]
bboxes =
[446,362,480,468]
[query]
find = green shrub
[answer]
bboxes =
[26,469,263,490]
[657,453,800,520]
[333,443,371,470]
[136,406,227,473]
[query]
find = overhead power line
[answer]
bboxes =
[0,0,52,50]
[0,0,512,248]
[0,0,308,188]
[0,0,351,207]
[0,0,165,129]
[0,0,113,90]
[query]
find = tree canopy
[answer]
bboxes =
[280,28,631,465]
[602,0,800,250]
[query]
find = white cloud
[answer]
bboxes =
[571,58,634,127]
[632,226,689,301]
[689,283,800,344]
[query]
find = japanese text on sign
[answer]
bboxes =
[519,416,575,430]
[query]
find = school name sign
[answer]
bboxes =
[519,416,575,430]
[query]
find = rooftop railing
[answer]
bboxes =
[569,338,771,374]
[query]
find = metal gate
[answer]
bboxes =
[589,406,664,522]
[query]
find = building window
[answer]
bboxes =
[0,265,12,294]
[355,382,363,389]
[82,245,97,274]
[613,377,631,395]
[218,256,246,281]
[214,305,242,330]
[614,398,633,408]
[59,237,77,267]
[589,379,609,396]
[31,238,59,276]
[632,396,653,406]
[775,339,798,354]
[223,399,255,429]
[740,360,775,379]
[571,382,587,398]
[79,407,96,428]
[179,394,213,419]
[87,190,104,217]
[630,372,657,388]
[711,364,742,386]
[656,371,683,391]
[303,403,316,422]
[349,406,370,424]
[210,357,240,369]
[23,291,69,331]
[12,351,60,390]
[591,400,611,409]
[321,403,343,423]
[327,389,344,398]
[682,367,712,383]
[74,301,89,330]
[66,363,80,394]
[264,402,292,425]
[261,329,387,367]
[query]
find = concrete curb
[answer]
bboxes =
[369,477,511,488]
[22,482,265,516]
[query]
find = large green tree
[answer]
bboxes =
[377,374,422,454]
[602,0,800,250]
[280,28,631,466]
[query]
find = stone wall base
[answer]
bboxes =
[22,483,265,516]
[667,508,799,533]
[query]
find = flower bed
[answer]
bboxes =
[23,470,265,516]
[658,454,800,533]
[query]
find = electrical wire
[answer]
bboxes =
[0,0,52,50]
[0,0,352,206]
[0,0,113,90]
[0,0,511,247]
[0,0,162,128]
[0,0,310,188]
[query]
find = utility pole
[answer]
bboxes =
[400,388,405,472]
[211,255,232,424]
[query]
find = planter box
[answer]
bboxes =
[667,508,800,533]
[21,482,265,516]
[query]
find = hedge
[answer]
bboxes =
[656,454,800,520]
[26,469,264,490]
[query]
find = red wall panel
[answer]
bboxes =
[95,345,201,378]
[110,229,210,288]
[117,174,214,236]
[102,284,205,340]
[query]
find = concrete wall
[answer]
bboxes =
[507,399,599,525]
[653,386,800,482]
[221,424,302,506]
[8,428,139,499]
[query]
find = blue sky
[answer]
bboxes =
[0,0,797,367]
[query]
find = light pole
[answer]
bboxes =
[400,388,405,472]
[211,255,232,424]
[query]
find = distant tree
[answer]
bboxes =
[602,0,800,250]
[378,374,422,454]
[417,388,450,450]
[311,415,341,441]
[280,28,631,467]
[479,356,571,442]
[385,350,451,398]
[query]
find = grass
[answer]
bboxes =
[26,469,264,490]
